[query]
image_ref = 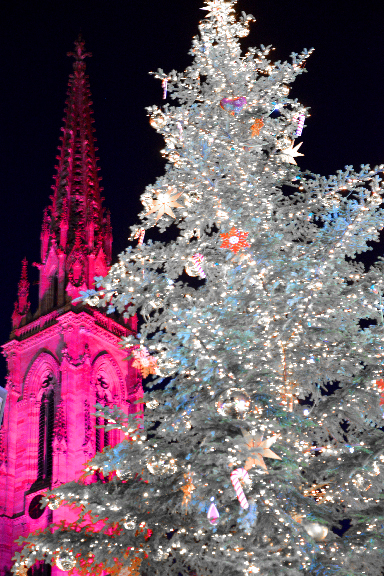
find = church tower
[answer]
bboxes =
[0,38,142,576]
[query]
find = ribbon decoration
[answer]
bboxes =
[230,467,250,509]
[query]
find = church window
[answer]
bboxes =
[28,494,46,520]
[95,376,110,452]
[27,562,51,576]
[37,386,54,481]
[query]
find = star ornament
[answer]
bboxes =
[145,189,184,222]
[279,141,304,165]
[220,227,250,253]
[200,0,224,15]
[241,430,282,472]
[131,347,158,378]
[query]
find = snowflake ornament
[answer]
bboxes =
[131,347,158,378]
[220,227,250,253]
[144,189,184,222]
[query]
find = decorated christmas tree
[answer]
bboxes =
[15,1,384,575]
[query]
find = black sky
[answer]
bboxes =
[1,0,384,382]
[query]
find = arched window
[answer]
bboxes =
[37,383,54,481]
[95,376,110,452]
[27,561,51,576]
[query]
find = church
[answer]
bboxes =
[0,37,142,576]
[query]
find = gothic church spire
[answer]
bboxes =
[36,36,112,313]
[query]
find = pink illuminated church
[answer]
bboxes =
[0,38,142,576]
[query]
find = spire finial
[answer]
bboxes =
[67,34,92,69]
[12,258,30,329]
[20,257,28,285]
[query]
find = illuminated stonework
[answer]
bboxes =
[0,37,142,576]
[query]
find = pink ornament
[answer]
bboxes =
[162,78,168,99]
[134,228,145,245]
[295,113,305,137]
[230,468,250,509]
[192,253,206,278]
[207,499,220,525]
[220,96,247,116]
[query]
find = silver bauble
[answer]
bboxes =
[216,388,251,419]
[172,412,192,433]
[352,473,372,491]
[123,518,136,530]
[146,453,177,475]
[56,554,76,572]
[116,469,132,481]
[302,521,328,541]
[253,400,264,417]
[47,498,61,510]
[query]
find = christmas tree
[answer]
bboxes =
[15,1,384,575]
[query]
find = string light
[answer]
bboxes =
[16,2,384,576]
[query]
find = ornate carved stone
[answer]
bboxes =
[83,399,92,448]
[53,402,67,447]
[0,37,142,575]
[11,259,30,329]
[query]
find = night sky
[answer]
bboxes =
[1,0,384,382]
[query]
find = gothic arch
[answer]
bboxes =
[23,351,60,399]
[90,351,126,453]
[91,351,126,403]
[22,352,60,487]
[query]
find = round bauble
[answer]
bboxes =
[56,554,76,572]
[172,413,192,433]
[47,498,61,510]
[220,96,247,115]
[216,388,251,419]
[352,473,372,491]
[123,518,136,530]
[153,548,170,562]
[146,453,177,475]
[253,400,264,417]
[116,469,132,481]
[302,521,328,541]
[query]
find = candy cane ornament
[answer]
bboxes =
[134,228,145,245]
[192,253,206,278]
[295,113,305,137]
[138,229,145,245]
[162,78,168,99]
[230,468,250,509]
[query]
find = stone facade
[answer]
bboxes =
[0,37,141,576]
